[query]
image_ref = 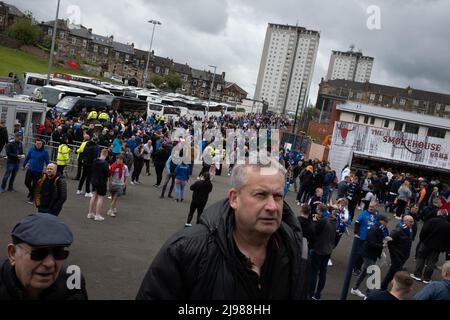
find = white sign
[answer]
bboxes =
[330,121,450,172]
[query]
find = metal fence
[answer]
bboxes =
[1,134,84,180]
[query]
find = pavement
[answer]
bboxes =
[0,160,445,300]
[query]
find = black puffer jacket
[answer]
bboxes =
[0,260,88,300]
[387,225,412,262]
[419,216,450,252]
[136,199,309,300]
[363,226,385,261]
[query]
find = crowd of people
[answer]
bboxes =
[1,106,450,301]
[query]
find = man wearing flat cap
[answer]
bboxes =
[0,213,88,300]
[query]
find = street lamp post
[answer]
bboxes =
[47,0,61,83]
[143,19,162,88]
[206,65,217,118]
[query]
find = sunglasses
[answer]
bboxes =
[17,244,70,261]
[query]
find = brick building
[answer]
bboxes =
[0,1,25,32]
[308,78,450,141]
[223,82,248,103]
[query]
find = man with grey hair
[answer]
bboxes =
[414,261,450,300]
[136,161,309,299]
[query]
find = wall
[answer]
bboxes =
[0,34,21,49]
[307,142,326,161]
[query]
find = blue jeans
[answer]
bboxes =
[1,162,19,190]
[175,180,186,200]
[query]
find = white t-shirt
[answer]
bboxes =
[110,165,129,186]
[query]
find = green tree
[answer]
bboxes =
[6,18,41,45]
[164,72,183,92]
[151,74,165,88]
[41,35,53,49]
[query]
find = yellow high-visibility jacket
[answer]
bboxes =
[76,141,88,159]
[57,144,71,166]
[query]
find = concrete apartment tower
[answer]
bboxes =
[255,23,320,115]
[326,48,374,82]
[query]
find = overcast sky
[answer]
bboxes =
[10,0,450,104]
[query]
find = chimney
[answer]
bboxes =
[131,42,134,48]
[222,72,226,80]
[88,28,92,33]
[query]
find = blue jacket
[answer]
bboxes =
[127,139,137,153]
[174,164,190,181]
[323,171,334,186]
[355,210,380,241]
[23,146,49,173]
[112,138,122,154]
[414,280,450,300]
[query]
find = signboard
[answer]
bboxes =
[330,121,450,171]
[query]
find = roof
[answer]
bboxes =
[2,2,25,17]
[191,68,225,83]
[268,23,320,36]
[322,79,450,105]
[152,55,172,68]
[225,82,248,95]
[0,95,46,106]
[91,33,113,47]
[337,101,450,130]
[172,62,191,74]
[40,19,69,31]
[113,41,134,54]
[68,25,92,39]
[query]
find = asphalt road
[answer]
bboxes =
[0,160,445,300]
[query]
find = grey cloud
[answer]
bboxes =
[8,0,450,102]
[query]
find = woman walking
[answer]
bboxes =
[396,180,412,219]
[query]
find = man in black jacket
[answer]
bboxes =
[296,165,313,205]
[136,162,309,300]
[1,133,24,193]
[412,209,450,283]
[0,212,88,300]
[186,172,213,226]
[351,214,390,299]
[0,119,8,154]
[381,215,414,290]
[309,204,338,300]
[77,137,100,197]
[34,163,67,216]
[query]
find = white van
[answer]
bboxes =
[23,72,48,96]
[35,85,97,107]
[0,96,47,143]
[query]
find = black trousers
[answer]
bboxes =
[187,201,207,224]
[132,161,144,182]
[381,255,405,290]
[78,165,92,193]
[25,170,42,201]
[144,159,151,174]
[161,173,175,197]
[413,242,441,281]
[57,165,65,175]
[75,157,83,180]
[396,199,408,218]
[155,164,165,186]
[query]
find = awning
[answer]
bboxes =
[352,151,450,174]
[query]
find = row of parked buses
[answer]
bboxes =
[15,72,244,124]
